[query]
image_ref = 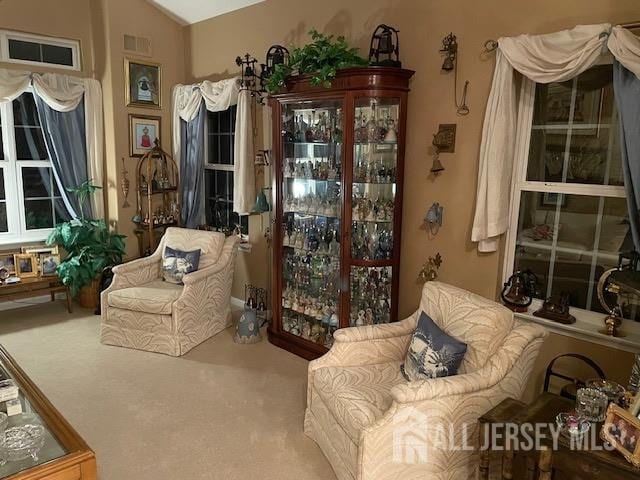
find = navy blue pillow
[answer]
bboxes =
[401,311,467,381]
[162,246,201,284]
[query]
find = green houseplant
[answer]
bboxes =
[47,181,126,307]
[266,29,368,92]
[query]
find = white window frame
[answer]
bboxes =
[0,30,81,71]
[0,88,58,245]
[502,65,627,316]
[202,106,248,235]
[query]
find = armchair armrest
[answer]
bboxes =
[389,323,547,404]
[109,253,162,290]
[175,236,239,310]
[333,314,417,344]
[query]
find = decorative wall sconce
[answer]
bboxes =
[424,202,444,235]
[430,124,456,175]
[235,45,290,103]
[369,24,401,67]
[418,253,443,283]
[439,32,469,115]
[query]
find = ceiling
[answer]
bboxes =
[147,0,266,25]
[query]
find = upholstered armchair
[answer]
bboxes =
[100,227,238,356]
[305,281,547,480]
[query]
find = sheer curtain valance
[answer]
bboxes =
[472,24,640,252]
[0,68,105,218]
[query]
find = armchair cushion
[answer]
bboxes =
[401,311,467,381]
[162,227,225,269]
[314,361,406,443]
[108,279,182,314]
[162,246,201,284]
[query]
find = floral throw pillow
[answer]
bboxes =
[162,246,201,285]
[401,311,467,381]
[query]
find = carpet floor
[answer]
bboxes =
[0,300,336,480]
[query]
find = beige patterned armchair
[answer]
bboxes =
[100,227,238,356]
[305,281,547,480]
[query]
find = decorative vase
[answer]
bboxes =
[234,307,262,344]
[78,278,100,309]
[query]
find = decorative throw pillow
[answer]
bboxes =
[401,311,467,382]
[162,246,201,284]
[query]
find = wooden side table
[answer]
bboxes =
[480,393,640,479]
[0,276,71,313]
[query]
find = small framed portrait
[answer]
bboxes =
[129,114,161,157]
[14,254,37,278]
[124,58,161,109]
[601,403,640,467]
[0,252,16,274]
[39,253,60,277]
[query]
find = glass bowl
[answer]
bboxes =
[556,412,591,442]
[586,379,626,404]
[0,413,46,463]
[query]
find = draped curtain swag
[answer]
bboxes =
[172,77,255,222]
[0,68,105,218]
[472,24,640,252]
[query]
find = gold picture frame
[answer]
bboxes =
[14,254,38,278]
[124,58,161,109]
[0,252,17,274]
[39,252,60,277]
[601,403,640,467]
[129,114,161,157]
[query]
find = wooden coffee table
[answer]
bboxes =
[480,393,640,479]
[0,345,95,479]
[0,277,71,313]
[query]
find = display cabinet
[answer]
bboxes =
[269,67,414,360]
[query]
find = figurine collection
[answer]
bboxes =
[283,155,341,181]
[283,217,341,256]
[352,194,394,222]
[283,109,343,144]
[284,190,341,218]
[350,266,392,325]
[351,222,393,260]
[354,101,398,144]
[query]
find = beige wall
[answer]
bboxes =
[91,0,186,258]
[0,0,94,76]
[187,0,639,385]
[0,0,186,259]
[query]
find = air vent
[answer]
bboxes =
[123,34,152,57]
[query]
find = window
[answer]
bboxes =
[0,30,80,71]
[504,64,638,320]
[204,105,249,234]
[0,91,66,244]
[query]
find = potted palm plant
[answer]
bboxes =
[47,181,126,309]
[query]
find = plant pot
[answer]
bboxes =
[78,279,100,309]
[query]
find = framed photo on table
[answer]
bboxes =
[129,114,161,157]
[14,254,37,278]
[39,253,61,277]
[601,403,640,467]
[0,252,16,274]
[124,58,161,109]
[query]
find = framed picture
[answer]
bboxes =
[22,245,58,255]
[129,114,161,157]
[545,83,603,136]
[14,254,37,278]
[39,253,60,277]
[0,252,16,274]
[124,58,161,109]
[601,403,640,467]
[541,192,567,207]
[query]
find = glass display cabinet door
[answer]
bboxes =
[280,100,343,348]
[350,97,399,326]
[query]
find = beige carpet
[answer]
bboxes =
[0,300,336,480]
